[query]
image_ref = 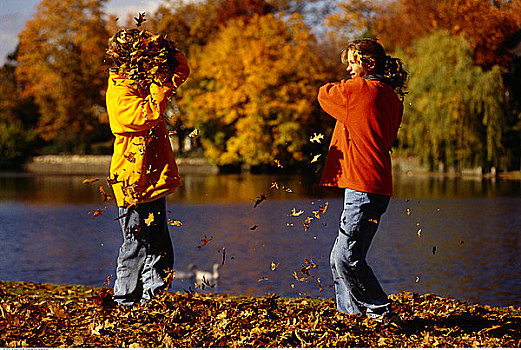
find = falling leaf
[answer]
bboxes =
[368,218,378,224]
[124,152,136,163]
[310,154,321,163]
[406,208,411,215]
[274,159,283,168]
[188,129,199,138]
[312,202,328,219]
[258,277,269,282]
[82,178,99,184]
[417,229,422,237]
[134,12,147,27]
[303,217,313,231]
[88,207,106,219]
[144,213,155,226]
[310,133,324,143]
[415,276,420,283]
[250,225,258,230]
[197,235,213,249]
[221,247,226,266]
[168,219,183,226]
[291,208,304,217]
[270,182,279,189]
[253,194,267,208]
[271,262,279,271]
[432,246,437,255]
[99,185,113,202]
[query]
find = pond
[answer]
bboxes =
[0,172,520,307]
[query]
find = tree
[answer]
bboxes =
[399,30,506,171]
[0,51,39,168]
[178,13,328,166]
[370,0,521,70]
[15,0,110,153]
[150,0,222,52]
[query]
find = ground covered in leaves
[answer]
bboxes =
[1,281,520,347]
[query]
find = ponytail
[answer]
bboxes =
[384,55,408,100]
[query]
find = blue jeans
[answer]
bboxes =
[113,197,174,306]
[330,188,392,317]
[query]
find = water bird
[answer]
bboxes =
[193,263,220,286]
[173,263,196,280]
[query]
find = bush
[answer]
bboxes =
[0,122,36,169]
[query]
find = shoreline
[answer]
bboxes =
[22,154,219,175]
[21,155,521,179]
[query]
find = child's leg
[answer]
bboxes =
[140,197,174,303]
[113,204,147,306]
[113,197,174,305]
[330,188,392,317]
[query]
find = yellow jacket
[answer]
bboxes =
[106,55,190,207]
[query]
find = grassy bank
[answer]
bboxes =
[1,281,520,347]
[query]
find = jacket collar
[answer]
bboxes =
[364,73,390,86]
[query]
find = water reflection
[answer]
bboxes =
[0,172,520,307]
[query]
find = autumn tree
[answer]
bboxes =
[16,0,110,153]
[398,31,506,171]
[0,51,39,168]
[178,14,328,167]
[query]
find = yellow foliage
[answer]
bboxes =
[179,13,327,166]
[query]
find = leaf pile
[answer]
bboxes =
[106,25,180,89]
[2,281,520,347]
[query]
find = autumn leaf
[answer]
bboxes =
[273,159,283,168]
[271,262,279,271]
[144,213,155,226]
[188,129,199,138]
[168,219,183,226]
[290,208,304,217]
[88,207,106,219]
[303,216,313,231]
[310,132,324,143]
[312,201,328,219]
[82,178,99,184]
[134,12,147,27]
[98,185,113,202]
[310,154,321,163]
[197,235,213,249]
[124,152,136,163]
[253,194,267,208]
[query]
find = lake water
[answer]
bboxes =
[0,172,520,307]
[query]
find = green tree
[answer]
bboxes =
[179,13,327,167]
[15,0,110,153]
[399,30,506,171]
[0,51,39,168]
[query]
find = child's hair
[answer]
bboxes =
[341,38,408,99]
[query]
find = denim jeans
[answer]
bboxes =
[113,197,174,306]
[330,188,392,317]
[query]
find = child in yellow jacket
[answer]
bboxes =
[105,29,189,306]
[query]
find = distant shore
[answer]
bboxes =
[21,155,520,179]
[23,155,219,175]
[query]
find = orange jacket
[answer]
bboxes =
[106,54,190,207]
[317,77,403,196]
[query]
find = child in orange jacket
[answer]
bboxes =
[317,39,407,323]
[105,29,189,306]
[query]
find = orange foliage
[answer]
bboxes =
[179,13,327,166]
[373,0,521,69]
[15,0,109,143]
